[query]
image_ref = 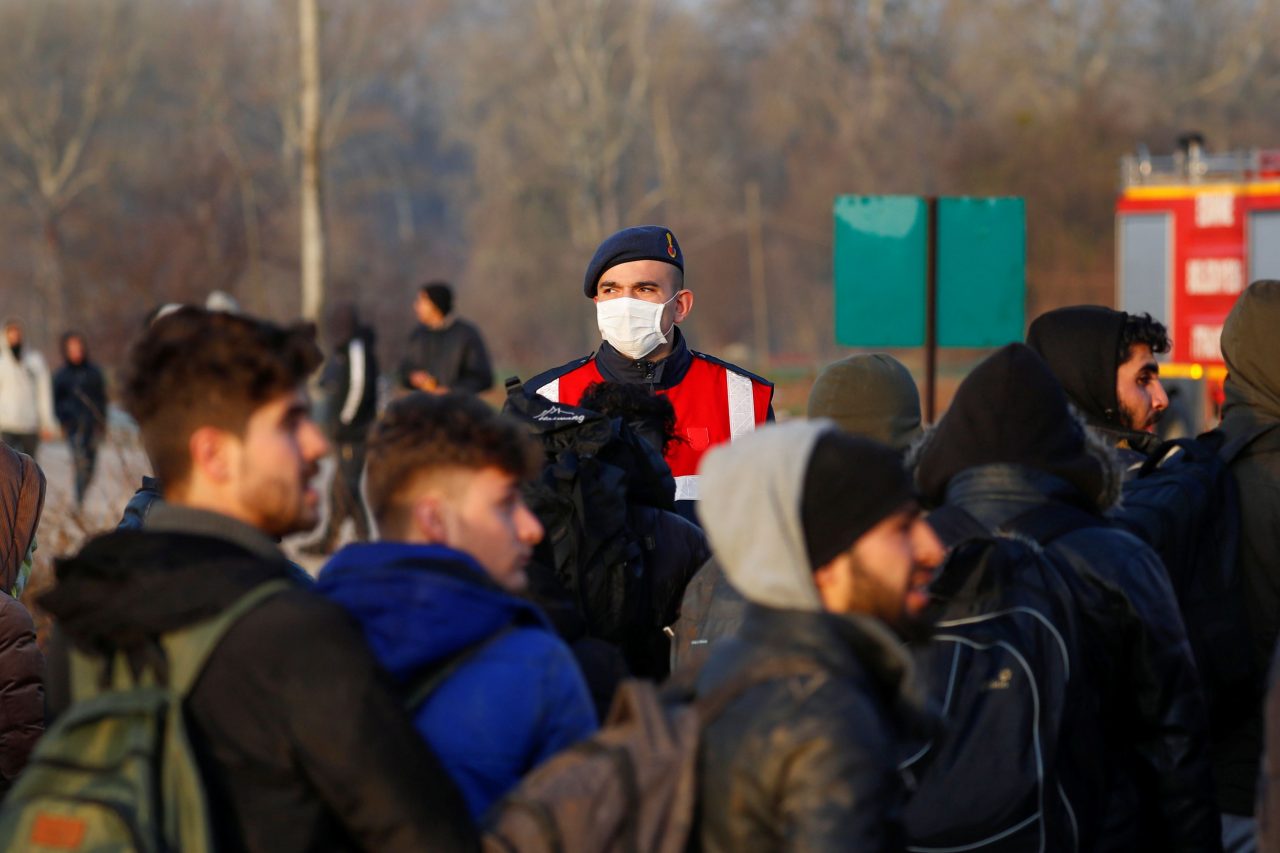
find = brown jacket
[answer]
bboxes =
[0,444,46,795]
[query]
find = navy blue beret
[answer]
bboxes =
[583,225,683,297]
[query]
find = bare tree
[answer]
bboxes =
[298,0,327,323]
[0,0,140,342]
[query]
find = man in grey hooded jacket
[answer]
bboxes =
[670,354,926,673]
[693,420,942,852]
[1214,281,1280,850]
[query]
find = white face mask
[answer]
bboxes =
[595,293,679,360]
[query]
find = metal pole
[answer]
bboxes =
[925,196,938,423]
[745,181,771,370]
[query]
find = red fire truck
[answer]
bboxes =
[1116,134,1280,433]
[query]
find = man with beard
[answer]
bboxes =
[38,308,476,852]
[1026,306,1170,465]
[692,420,941,851]
[914,343,1218,852]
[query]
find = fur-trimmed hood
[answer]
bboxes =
[913,344,1124,512]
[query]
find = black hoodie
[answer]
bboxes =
[42,514,477,853]
[916,343,1108,509]
[914,344,1219,852]
[1027,305,1160,456]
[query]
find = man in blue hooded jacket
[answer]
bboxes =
[316,392,597,819]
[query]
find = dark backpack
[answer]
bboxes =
[481,658,818,853]
[903,536,1084,852]
[0,581,287,853]
[503,378,663,645]
[1108,431,1256,727]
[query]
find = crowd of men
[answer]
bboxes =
[0,224,1278,852]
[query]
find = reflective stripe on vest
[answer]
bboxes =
[536,378,560,403]
[727,371,755,440]
[534,356,769,496]
[674,475,699,502]
[677,374,755,501]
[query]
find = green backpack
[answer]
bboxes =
[0,581,287,853]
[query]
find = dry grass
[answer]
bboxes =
[20,430,351,648]
[21,428,152,648]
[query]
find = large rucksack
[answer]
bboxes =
[503,378,667,645]
[0,582,287,853]
[481,658,817,853]
[1108,431,1256,727]
[903,534,1086,852]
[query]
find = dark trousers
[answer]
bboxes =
[0,432,38,459]
[67,428,100,504]
[318,440,371,547]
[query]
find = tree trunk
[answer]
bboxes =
[38,213,67,346]
[298,0,326,324]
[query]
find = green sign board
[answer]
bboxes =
[833,196,927,348]
[833,195,1025,348]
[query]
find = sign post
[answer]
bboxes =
[924,196,939,422]
[834,195,1026,421]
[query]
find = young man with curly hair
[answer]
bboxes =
[1026,305,1172,460]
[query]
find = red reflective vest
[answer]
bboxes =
[532,354,773,501]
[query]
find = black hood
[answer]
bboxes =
[915,343,1108,508]
[41,530,297,656]
[1026,306,1126,430]
[1222,280,1280,427]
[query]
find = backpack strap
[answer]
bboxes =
[923,504,991,549]
[69,580,291,701]
[1219,422,1280,465]
[998,502,1100,546]
[163,580,292,696]
[404,626,517,712]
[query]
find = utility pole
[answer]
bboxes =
[745,180,770,369]
[298,0,326,323]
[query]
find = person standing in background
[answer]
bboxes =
[398,282,494,396]
[303,303,379,556]
[53,331,108,506]
[0,320,57,459]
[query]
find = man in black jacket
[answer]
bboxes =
[52,331,108,505]
[1027,305,1171,464]
[42,307,476,853]
[303,303,379,555]
[1216,281,1280,851]
[575,381,709,679]
[398,281,493,396]
[693,420,942,851]
[914,343,1219,852]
